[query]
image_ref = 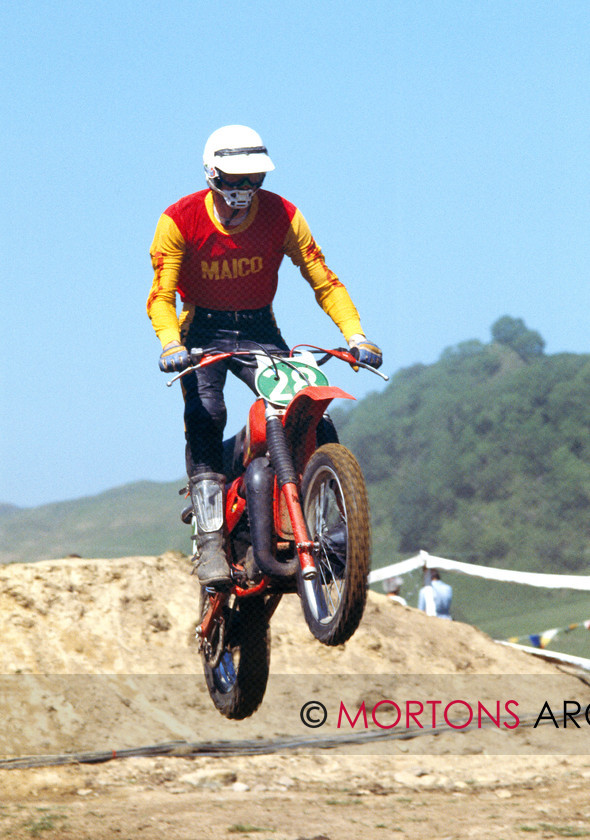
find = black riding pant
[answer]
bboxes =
[180,306,289,479]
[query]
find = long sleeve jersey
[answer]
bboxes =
[147,188,363,348]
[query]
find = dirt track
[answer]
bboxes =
[1,553,590,838]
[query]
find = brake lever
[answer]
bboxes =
[351,360,389,381]
[166,364,201,387]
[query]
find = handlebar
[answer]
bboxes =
[165,345,389,387]
[290,344,389,380]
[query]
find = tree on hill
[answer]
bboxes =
[336,319,590,574]
[491,315,545,361]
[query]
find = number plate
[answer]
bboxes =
[255,359,329,406]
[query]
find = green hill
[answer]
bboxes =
[0,504,21,519]
[0,480,191,564]
[4,316,590,576]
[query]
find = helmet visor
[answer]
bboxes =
[212,144,274,174]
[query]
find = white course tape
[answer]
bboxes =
[369,550,590,591]
[496,640,590,671]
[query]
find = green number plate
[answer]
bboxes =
[255,360,329,406]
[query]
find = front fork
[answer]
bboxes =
[196,590,227,642]
[278,481,317,579]
[265,405,317,581]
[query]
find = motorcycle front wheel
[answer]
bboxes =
[200,590,270,720]
[298,443,371,646]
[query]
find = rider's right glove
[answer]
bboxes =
[348,335,383,370]
[159,344,190,372]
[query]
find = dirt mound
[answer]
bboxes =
[1,553,589,839]
[0,550,564,676]
[0,552,583,756]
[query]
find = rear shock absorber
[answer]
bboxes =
[265,405,317,580]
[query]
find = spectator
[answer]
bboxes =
[383,576,407,606]
[418,569,452,619]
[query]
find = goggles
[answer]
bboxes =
[216,170,266,189]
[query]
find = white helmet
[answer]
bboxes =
[203,125,275,208]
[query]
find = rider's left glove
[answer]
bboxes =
[159,343,190,372]
[348,335,383,369]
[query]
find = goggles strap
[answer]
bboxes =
[214,145,268,157]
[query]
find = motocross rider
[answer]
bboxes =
[147,124,382,589]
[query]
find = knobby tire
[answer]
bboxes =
[200,591,270,720]
[298,443,371,646]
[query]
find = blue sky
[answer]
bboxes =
[2,0,589,507]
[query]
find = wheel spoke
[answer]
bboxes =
[307,472,348,621]
[317,550,342,614]
[316,481,326,536]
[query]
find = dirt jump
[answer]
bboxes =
[1,552,589,839]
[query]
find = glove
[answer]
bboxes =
[159,344,189,372]
[348,335,383,369]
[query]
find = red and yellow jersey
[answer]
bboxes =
[147,189,363,348]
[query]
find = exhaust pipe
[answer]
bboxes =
[244,456,298,578]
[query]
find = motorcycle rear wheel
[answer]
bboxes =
[298,443,371,646]
[200,591,270,720]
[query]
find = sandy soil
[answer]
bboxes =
[1,552,590,839]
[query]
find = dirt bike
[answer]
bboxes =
[167,344,388,719]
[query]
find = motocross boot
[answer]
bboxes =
[189,472,231,589]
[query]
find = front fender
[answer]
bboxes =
[284,385,355,418]
[282,385,356,474]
